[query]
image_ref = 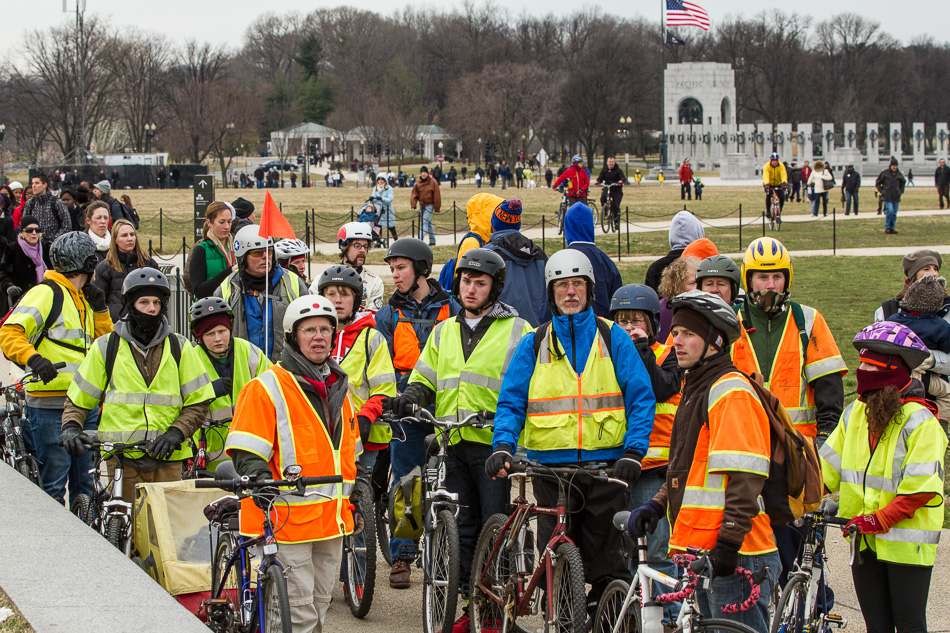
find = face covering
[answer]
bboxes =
[856,365,910,398]
[129,305,165,343]
[749,289,789,315]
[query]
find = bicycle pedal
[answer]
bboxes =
[824,614,847,628]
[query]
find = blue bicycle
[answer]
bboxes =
[197,464,343,633]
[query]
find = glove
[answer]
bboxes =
[628,499,664,538]
[147,427,184,460]
[253,473,278,511]
[6,285,22,300]
[82,283,107,312]
[357,415,372,442]
[212,378,233,399]
[62,423,93,458]
[763,184,771,193]
[381,395,415,418]
[845,513,887,535]
[707,536,742,578]
[485,443,513,479]
[27,354,58,384]
[613,451,643,484]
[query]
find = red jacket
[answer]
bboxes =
[679,164,693,184]
[552,165,590,198]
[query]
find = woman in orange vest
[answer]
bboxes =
[226,295,360,633]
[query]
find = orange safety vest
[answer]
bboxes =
[668,371,776,556]
[226,365,359,544]
[731,305,846,438]
[392,304,452,372]
[642,343,681,470]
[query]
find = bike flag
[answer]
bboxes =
[666,0,710,31]
[258,191,296,240]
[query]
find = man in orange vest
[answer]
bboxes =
[629,291,779,633]
[374,237,459,587]
[226,295,360,633]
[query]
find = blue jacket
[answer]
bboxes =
[564,202,623,318]
[493,308,656,463]
[369,184,395,226]
[484,229,550,327]
[887,310,950,354]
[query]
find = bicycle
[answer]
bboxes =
[0,364,58,486]
[372,451,394,566]
[594,511,769,633]
[383,405,494,633]
[183,417,231,479]
[599,183,622,234]
[469,458,627,633]
[770,500,853,633]
[197,464,344,633]
[767,186,784,231]
[341,464,378,618]
[556,189,596,236]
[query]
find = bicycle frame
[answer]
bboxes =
[606,538,685,633]
[93,443,141,557]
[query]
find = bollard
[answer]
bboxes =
[617,217,621,262]
[833,207,836,255]
[453,207,456,241]
[626,206,630,254]
[412,219,416,238]
[542,215,545,252]
[738,204,742,252]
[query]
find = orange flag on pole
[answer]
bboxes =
[258,191,296,240]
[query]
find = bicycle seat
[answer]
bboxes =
[424,434,439,458]
[214,460,238,481]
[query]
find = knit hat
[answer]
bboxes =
[681,238,719,260]
[231,197,255,219]
[902,249,942,280]
[491,199,522,232]
[19,215,40,231]
[193,313,233,338]
[94,180,111,195]
[890,156,899,167]
[900,275,947,314]
[419,166,429,174]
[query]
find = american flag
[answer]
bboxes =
[666,0,710,31]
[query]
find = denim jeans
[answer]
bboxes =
[696,550,780,633]
[25,406,98,505]
[630,470,680,626]
[341,449,378,582]
[811,191,828,215]
[444,440,511,593]
[884,201,899,230]
[418,204,435,244]
[845,190,858,214]
[389,419,434,559]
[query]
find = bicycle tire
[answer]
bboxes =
[678,618,760,633]
[550,542,586,633]
[343,480,377,618]
[600,203,611,234]
[261,563,292,633]
[372,452,393,566]
[211,535,243,629]
[558,202,567,235]
[23,454,42,488]
[70,493,96,527]
[470,513,515,631]
[104,516,124,551]
[770,573,808,633]
[423,509,460,633]
[593,578,641,633]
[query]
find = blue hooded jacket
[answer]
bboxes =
[564,202,623,318]
[483,229,550,327]
[492,307,656,463]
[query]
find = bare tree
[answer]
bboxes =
[107,30,172,152]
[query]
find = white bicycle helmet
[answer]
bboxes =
[283,295,338,335]
[338,222,374,250]
[274,238,310,260]
[233,224,274,259]
[545,249,595,310]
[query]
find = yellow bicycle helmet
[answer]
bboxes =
[741,237,792,291]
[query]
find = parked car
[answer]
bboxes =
[260,160,297,171]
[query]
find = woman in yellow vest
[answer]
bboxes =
[188,296,271,473]
[62,268,215,504]
[820,322,946,633]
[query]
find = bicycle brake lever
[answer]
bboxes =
[751,566,768,585]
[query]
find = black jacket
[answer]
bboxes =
[93,251,160,321]
[936,165,950,187]
[0,239,52,296]
[875,168,906,203]
[841,169,861,193]
[597,165,627,187]
[644,249,685,292]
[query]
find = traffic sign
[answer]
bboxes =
[437,155,444,163]
[194,175,215,242]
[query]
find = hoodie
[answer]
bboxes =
[484,229,550,327]
[439,193,503,289]
[644,210,705,291]
[492,307,656,463]
[564,202,622,318]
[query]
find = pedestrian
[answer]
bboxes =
[842,164,861,216]
[59,188,84,231]
[474,169,482,188]
[644,210,704,291]
[694,178,704,200]
[20,174,72,243]
[0,216,52,312]
[0,232,112,504]
[800,161,813,201]
[410,166,441,246]
[595,157,626,230]
[230,197,256,235]
[84,202,111,265]
[290,171,297,188]
[679,158,693,200]
[935,158,950,209]
[92,219,160,321]
[807,160,833,217]
[461,165,468,181]
[157,168,167,189]
[91,180,128,225]
[170,167,181,189]
[875,157,906,234]
[448,165,457,189]
[369,175,397,245]
[488,164,497,188]
[432,163,442,184]
[545,167,553,188]
[498,161,512,190]
[789,162,803,202]
[820,322,946,633]
[515,162,524,189]
[253,166,265,188]
[564,201,622,318]
[907,168,915,186]
[111,169,120,189]
[656,255,701,343]
[695,254,741,307]
[189,201,236,298]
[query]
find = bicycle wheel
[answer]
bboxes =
[600,203,611,233]
[104,516,124,551]
[211,535,242,628]
[70,493,96,527]
[770,574,808,633]
[343,480,377,618]
[470,513,515,632]
[261,563,292,633]
[680,618,760,633]
[422,509,460,633]
[558,202,567,235]
[776,212,782,231]
[593,578,640,633]
[372,451,393,566]
[23,454,42,487]
[549,542,586,633]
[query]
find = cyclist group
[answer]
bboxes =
[0,190,944,633]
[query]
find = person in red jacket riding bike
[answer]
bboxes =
[552,155,590,204]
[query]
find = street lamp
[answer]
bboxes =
[0,124,6,184]
[521,133,526,162]
[618,116,632,170]
[476,137,481,168]
[144,123,156,153]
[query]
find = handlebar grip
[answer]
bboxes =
[52,362,66,370]
[613,511,630,533]
[195,479,223,489]
[824,516,851,527]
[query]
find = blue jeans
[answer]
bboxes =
[25,406,98,505]
[696,550,780,633]
[418,204,435,244]
[341,449,378,581]
[884,201,899,230]
[811,191,828,215]
[630,470,680,626]
[390,419,434,559]
[845,190,858,214]
[444,440,511,593]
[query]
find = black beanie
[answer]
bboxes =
[232,197,255,219]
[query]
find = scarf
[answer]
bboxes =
[281,344,332,384]
[88,228,111,252]
[208,231,236,267]
[856,365,911,398]
[18,237,46,283]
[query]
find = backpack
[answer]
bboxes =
[0,280,88,365]
[102,331,182,388]
[703,370,823,526]
[437,232,486,290]
[533,317,613,360]
[389,465,424,540]
[111,198,140,230]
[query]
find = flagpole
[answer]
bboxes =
[660,0,668,169]
[265,242,270,361]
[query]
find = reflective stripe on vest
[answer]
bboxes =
[525,318,626,453]
[392,304,451,372]
[339,328,397,444]
[643,343,680,469]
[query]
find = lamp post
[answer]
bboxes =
[0,124,6,184]
[330,136,335,167]
[419,133,425,160]
[476,137,481,168]
[144,123,156,153]
[619,116,632,171]
[521,133,526,163]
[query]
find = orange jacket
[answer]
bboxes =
[226,365,359,543]
[393,305,451,372]
[642,343,681,470]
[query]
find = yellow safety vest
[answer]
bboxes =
[339,327,397,444]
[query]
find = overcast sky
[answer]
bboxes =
[11,0,948,58]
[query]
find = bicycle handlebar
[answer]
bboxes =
[656,552,764,613]
[507,457,627,487]
[381,406,494,430]
[9,362,67,389]
[195,475,344,491]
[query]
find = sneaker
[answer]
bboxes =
[452,612,471,633]
[390,558,412,589]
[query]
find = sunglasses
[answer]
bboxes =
[22,227,42,234]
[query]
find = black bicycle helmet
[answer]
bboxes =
[189,297,233,331]
[50,231,97,276]
[384,238,433,279]
[695,255,742,302]
[668,289,741,347]
[317,265,364,317]
[452,248,507,305]
[121,267,170,304]
[609,284,661,343]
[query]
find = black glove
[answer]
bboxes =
[147,427,184,460]
[708,536,742,578]
[82,282,107,312]
[212,378,233,399]
[357,415,372,442]
[6,285,22,300]
[27,354,58,384]
[62,422,93,458]
[485,443,513,479]
[381,395,415,418]
[613,451,643,484]
[253,473,278,511]
[628,499,664,538]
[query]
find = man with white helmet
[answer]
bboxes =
[215,224,310,362]
[227,294,360,633]
[274,237,311,282]
[488,248,656,615]
[326,222,384,312]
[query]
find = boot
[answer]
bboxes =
[390,558,412,589]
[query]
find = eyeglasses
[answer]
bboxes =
[349,243,369,252]
[553,279,587,291]
[617,318,648,327]
[21,227,41,234]
[298,325,334,338]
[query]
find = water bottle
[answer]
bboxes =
[641,604,664,633]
